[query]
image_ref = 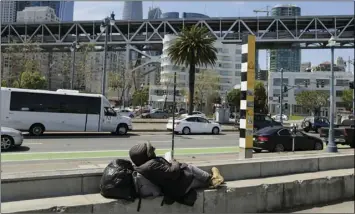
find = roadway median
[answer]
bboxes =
[2,153,354,213]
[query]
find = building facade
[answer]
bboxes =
[0,1,16,22]
[29,1,74,21]
[267,71,354,116]
[269,4,301,73]
[161,12,179,19]
[148,7,162,19]
[17,6,60,23]
[182,12,209,18]
[122,1,143,20]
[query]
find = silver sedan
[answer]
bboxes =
[1,127,24,151]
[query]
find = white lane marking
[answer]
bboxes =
[78,164,98,169]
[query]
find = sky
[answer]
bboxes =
[73,1,355,71]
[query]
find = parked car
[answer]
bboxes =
[1,127,23,151]
[271,114,289,121]
[114,109,135,118]
[253,126,324,153]
[166,116,221,135]
[253,113,283,132]
[181,111,206,118]
[319,119,354,148]
[301,116,333,133]
[141,109,170,119]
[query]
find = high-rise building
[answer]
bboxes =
[1,1,16,22]
[17,6,60,23]
[148,7,162,19]
[269,4,301,73]
[122,1,143,20]
[29,1,74,21]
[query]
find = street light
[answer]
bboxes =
[70,41,80,89]
[327,36,338,153]
[100,12,115,96]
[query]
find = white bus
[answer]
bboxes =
[0,87,133,136]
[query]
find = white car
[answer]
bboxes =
[272,114,289,121]
[1,127,23,151]
[166,116,221,135]
[181,111,206,118]
[114,109,135,118]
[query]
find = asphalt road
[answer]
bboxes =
[10,132,240,153]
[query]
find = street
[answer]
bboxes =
[1,131,354,174]
[287,201,355,213]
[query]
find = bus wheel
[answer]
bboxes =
[116,124,128,135]
[29,124,45,136]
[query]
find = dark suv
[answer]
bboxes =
[235,113,283,131]
[301,116,331,133]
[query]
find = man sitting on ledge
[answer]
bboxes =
[129,142,224,205]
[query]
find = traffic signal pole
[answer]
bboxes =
[279,68,284,124]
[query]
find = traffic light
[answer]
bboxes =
[350,81,354,89]
[278,96,281,103]
[283,85,288,93]
[284,103,288,109]
[316,80,320,88]
[321,80,325,88]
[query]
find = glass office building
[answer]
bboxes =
[182,12,209,18]
[122,1,143,20]
[29,1,74,21]
[161,12,179,19]
[269,5,301,73]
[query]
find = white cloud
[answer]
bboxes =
[74,2,123,21]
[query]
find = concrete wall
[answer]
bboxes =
[2,153,354,202]
[2,169,354,213]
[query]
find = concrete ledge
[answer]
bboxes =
[2,153,354,202]
[2,169,354,214]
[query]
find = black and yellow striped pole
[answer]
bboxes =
[239,35,256,159]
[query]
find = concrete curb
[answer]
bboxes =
[2,169,354,213]
[2,153,353,203]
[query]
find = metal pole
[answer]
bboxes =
[280,68,284,124]
[71,48,76,89]
[327,47,338,152]
[102,24,109,96]
[171,72,177,159]
[0,1,3,208]
[353,87,355,116]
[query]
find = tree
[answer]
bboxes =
[12,71,46,89]
[341,89,353,110]
[1,80,7,87]
[75,44,95,90]
[167,26,218,115]
[194,69,219,111]
[296,90,329,116]
[254,81,268,113]
[227,88,241,111]
[131,87,149,106]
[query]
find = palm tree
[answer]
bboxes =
[167,25,217,115]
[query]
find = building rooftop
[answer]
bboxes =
[273,4,299,8]
[22,6,53,12]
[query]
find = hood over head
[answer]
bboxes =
[129,142,156,166]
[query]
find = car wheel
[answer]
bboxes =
[212,127,220,135]
[182,127,191,135]
[116,124,128,135]
[253,149,262,153]
[274,144,285,152]
[29,123,45,136]
[1,135,14,151]
[314,142,323,150]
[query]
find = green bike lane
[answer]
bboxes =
[1,146,240,162]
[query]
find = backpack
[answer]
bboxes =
[99,159,137,201]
